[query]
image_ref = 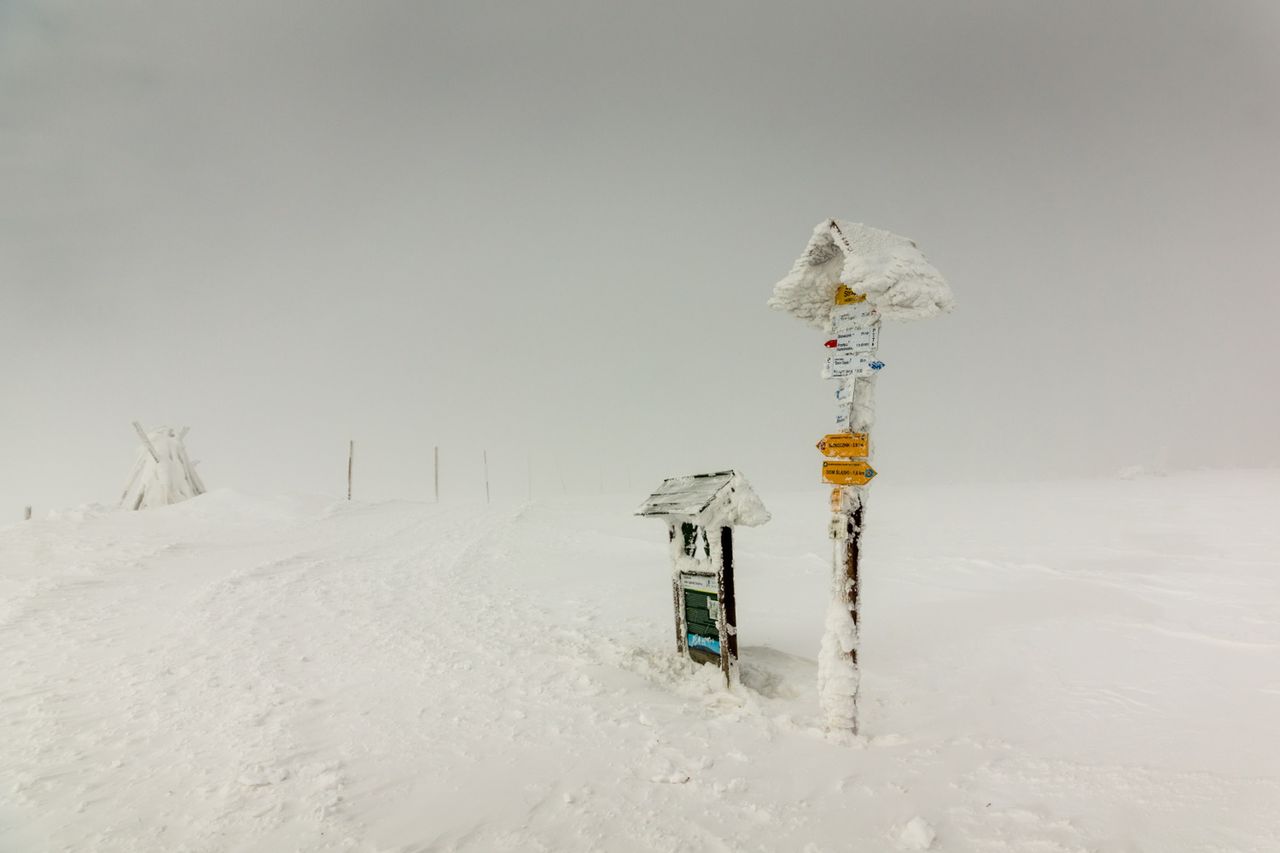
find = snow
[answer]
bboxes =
[817,598,860,731]
[769,219,954,329]
[896,816,937,850]
[3,471,1279,851]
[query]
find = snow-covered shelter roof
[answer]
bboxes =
[769,219,954,330]
[635,470,769,528]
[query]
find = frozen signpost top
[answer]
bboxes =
[770,218,952,735]
[769,219,953,327]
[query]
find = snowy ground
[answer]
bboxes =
[2,471,1278,852]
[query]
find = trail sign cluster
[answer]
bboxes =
[636,471,770,685]
[769,218,953,733]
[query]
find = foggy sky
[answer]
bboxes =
[3,0,1279,513]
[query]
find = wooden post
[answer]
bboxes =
[483,450,490,505]
[669,525,686,655]
[843,503,863,675]
[527,454,532,502]
[720,527,738,662]
[132,421,160,463]
[434,446,440,502]
[23,506,32,521]
[347,440,354,501]
[832,372,876,733]
[715,526,739,686]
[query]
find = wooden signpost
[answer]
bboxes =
[769,218,953,734]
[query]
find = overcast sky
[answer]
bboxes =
[3,0,1278,513]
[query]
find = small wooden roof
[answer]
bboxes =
[635,470,769,528]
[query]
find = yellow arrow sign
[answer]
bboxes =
[816,432,869,459]
[822,460,877,486]
[834,284,867,305]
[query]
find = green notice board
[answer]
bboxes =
[680,573,720,660]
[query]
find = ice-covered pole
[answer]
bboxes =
[769,218,953,734]
[818,371,877,731]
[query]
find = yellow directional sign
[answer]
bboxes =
[822,460,877,486]
[816,432,869,459]
[834,284,867,305]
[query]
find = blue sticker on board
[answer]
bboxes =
[687,634,721,654]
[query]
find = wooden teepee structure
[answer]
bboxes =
[120,421,206,510]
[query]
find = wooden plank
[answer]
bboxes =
[132,421,160,463]
[717,526,736,686]
[669,525,686,655]
[721,526,737,663]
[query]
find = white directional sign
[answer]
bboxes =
[825,351,882,378]
[831,303,877,331]
[825,324,879,354]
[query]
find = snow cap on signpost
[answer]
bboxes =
[769,219,953,328]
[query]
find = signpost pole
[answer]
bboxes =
[771,217,952,737]
[719,526,737,685]
[835,373,875,734]
[819,286,881,734]
[434,445,439,502]
[669,525,687,655]
[347,439,354,501]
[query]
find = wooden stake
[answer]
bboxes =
[483,450,490,505]
[434,446,440,502]
[347,440,354,501]
[669,525,686,655]
[718,526,738,687]
[834,372,876,734]
[132,421,160,463]
[843,502,863,690]
[23,506,32,521]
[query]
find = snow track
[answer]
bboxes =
[3,475,1279,852]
